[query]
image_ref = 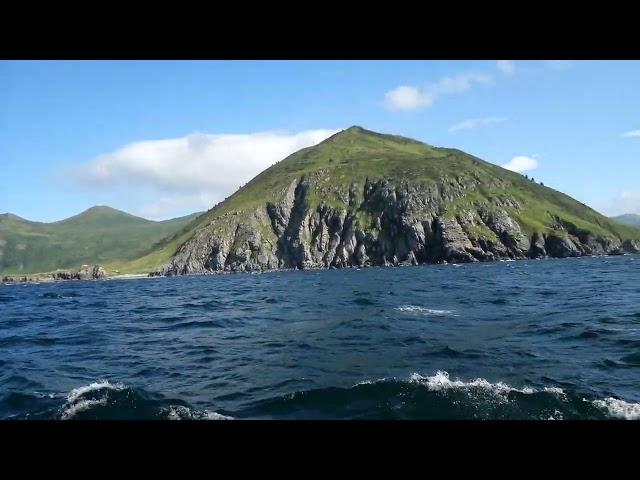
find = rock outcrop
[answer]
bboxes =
[2,265,107,283]
[155,176,636,276]
[52,265,107,281]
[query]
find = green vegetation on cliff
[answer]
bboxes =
[195,126,639,241]
[146,126,640,275]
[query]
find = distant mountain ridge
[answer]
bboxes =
[611,214,640,228]
[0,206,203,274]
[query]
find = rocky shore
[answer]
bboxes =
[2,265,107,284]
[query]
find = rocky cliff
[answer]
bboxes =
[153,127,640,276]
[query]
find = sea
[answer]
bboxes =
[1,255,639,420]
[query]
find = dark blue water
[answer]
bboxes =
[1,255,639,420]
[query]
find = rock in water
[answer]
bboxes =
[152,126,640,276]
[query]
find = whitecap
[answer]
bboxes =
[409,371,560,397]
[396,305,457,316]
[67,380,125,403]
[59,380,126,420]
[353,376,390,387]
[61,398,108,420]
[543,386,566,397]
[164,405,233,420]
[592,397,640,420]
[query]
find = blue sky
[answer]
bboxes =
[1,60,638,221]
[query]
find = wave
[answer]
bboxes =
[58,380,232,420]
[4,374,638,420]
[409,371,567,400]
[395,305,457,316]
[591,397,640,420]
[163,405,233,420]
[238,371,638,420]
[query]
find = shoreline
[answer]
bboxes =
[154,250,638,279]
[1,252,636,286]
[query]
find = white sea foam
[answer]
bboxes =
[60,380,126,420]
[353,377,390,387]
[396,305,457,316]
[545,409,564,420]
[410,371,524,395]
[354,380,374,386]
[165,405,233,420]
[592,397,640,420]
[409,371,564,397]
[61,398,108,420]
[543,387,566,397]
[67,380,125,403]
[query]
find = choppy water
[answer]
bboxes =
[1,255,639,420]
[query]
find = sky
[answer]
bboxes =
[1,60,639,222]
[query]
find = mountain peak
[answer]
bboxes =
[322,125,425,147]
[56,205,147,225]
[324,125,368,141]
[0,213,27,222]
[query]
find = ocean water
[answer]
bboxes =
[1,255,639,420]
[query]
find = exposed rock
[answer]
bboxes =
[155,176,638,277]
[623,239,640,253]
[77,265,107,280]
[51,265,107,281]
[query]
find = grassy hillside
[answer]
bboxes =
[180,126,640,239]
[0,206,202,274]
[611,214,640,228]
[77,127,640,273]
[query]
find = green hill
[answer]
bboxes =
[611,214,640,228]
[138,126,640,276]
[0,206,202,274]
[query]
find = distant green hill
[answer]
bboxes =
[125,126,640,276]
[611,214,640,228]
[0,206,202,274]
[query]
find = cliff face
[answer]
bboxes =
[156,178,638,276]
[154,127,640,276]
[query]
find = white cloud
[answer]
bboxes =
[73,128,339,219]
[496,60,516,75]
[130,193,220,219]
[384,86,434,111]
[449,116,507,132]
[623,130,640,138]
[501,156,539,173]
[384,72,492,111]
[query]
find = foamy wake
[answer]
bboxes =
[591,397,640,420]
[164,405,233,420]
[396,305,457,316]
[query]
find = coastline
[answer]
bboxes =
[2,252,637,286]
